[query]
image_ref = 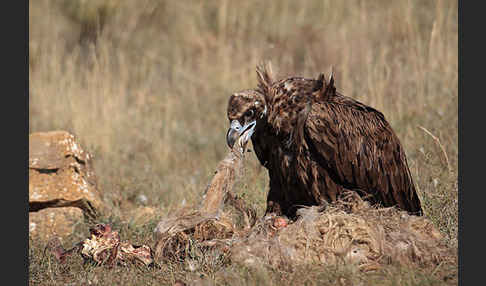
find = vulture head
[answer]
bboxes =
[226,89,267,148]
[226,63,275,148]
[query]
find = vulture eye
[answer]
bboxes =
[245,109,254,117]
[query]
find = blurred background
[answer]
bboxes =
[29,0,458,244]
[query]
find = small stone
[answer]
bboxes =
[136,194,148,206]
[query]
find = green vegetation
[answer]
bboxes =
[29,0,458,285]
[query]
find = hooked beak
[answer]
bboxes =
[226,119,256,148]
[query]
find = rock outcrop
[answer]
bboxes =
[29,131,104,241]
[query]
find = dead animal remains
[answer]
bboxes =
[153,117,258,262]
[46,223,154,267]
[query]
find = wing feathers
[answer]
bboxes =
[303,98,421,213]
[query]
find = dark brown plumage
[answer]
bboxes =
[226,64,423,218]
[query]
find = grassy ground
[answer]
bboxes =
[29,0,458,285]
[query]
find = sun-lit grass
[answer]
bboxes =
[29,0,458,284]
